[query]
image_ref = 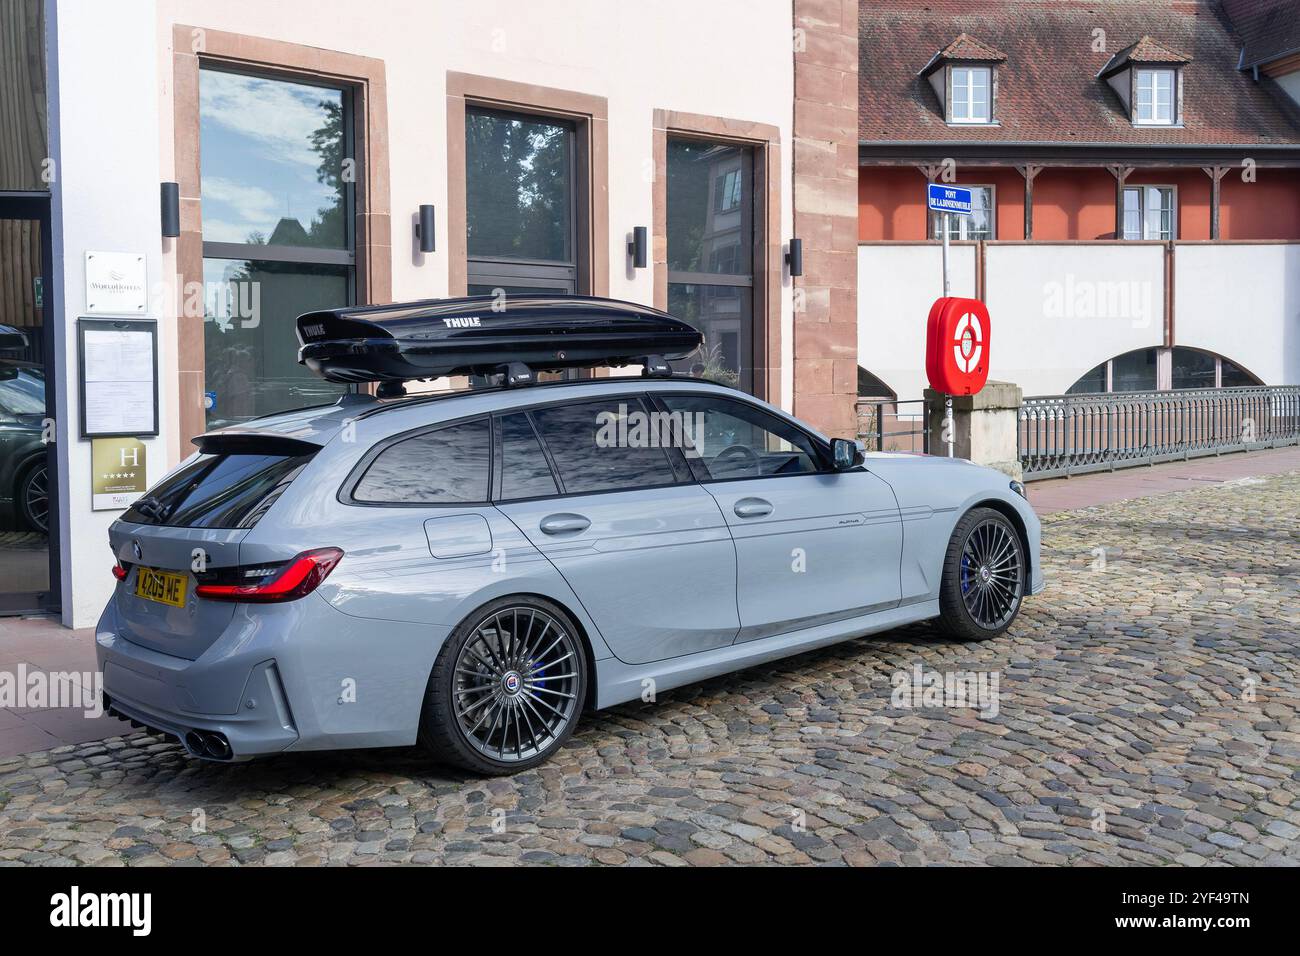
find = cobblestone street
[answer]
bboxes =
[1,473,1297,866]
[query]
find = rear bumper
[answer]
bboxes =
[96,591,449,760]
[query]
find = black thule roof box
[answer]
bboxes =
[296,294,702,387]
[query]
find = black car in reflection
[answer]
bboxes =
[0,359,48,533]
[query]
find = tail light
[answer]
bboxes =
[194,548,344,603]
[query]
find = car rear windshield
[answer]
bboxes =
[122,452,315,529]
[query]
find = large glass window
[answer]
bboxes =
[353,419,491,504]
[465,108,577,296]
[667,139,756,393]
[202,259,349,427]
[199,66,354,426]
[530,399,678,495]
[1122,186,1175,240]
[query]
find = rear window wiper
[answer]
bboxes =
[131,496,168,521]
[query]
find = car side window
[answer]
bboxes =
[497,412,559,500]
[353,417,490,504]
[530,398,679,494]
[658,394,822,481]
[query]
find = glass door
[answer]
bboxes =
[0,196,58,613]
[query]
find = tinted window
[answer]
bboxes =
[1112,348,1157,392]
[498,413,559,500]
[531,399,677,494]
[354,419,490,504]
[123,452,314,529]
[1221,359,1258,388]
[660,395,821,480]
[1171,348,1216,390]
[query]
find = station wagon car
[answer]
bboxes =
[97,296,1043,774]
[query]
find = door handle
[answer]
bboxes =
[539,513,590,535]
[733,497,773,519]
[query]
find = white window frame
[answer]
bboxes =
[949,66,992,124]
[936,184,996,240]
[1121,184,1176,240]
[1133,68,1176,125]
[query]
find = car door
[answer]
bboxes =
[493,397,740,665]
[656,393,902,643]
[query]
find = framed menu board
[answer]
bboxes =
[77,318,159,438]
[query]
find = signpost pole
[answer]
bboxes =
[941,209,952,456]
[941,210,950,297]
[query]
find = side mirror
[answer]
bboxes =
[831,437,864,471]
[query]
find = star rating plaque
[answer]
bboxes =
[91,437,147,511]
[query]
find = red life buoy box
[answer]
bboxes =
[925,296,990,395]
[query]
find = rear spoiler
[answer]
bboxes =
[191,430,322,457]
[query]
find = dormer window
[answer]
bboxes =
[950,67,992,123]
[1134,68,1175,124]
[919,34,1005,126]
[1098,37,1189,128]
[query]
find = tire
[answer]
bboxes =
[936,507,1025,642]
[17,461,49,534]
[419,595,588,775]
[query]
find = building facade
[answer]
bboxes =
[857,0,1300,404]
[0,0,860,627]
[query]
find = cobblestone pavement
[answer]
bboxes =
[1,474,1297,866]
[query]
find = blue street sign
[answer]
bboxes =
[927,183,974,216]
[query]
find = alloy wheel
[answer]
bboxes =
[23,464,48,533]
[452,606,580,763]
[958,518,1022,629]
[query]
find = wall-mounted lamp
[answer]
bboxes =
[627,226,647,269]
[416,204,436,253]
[785,238,803,277]
[161,182,180,238]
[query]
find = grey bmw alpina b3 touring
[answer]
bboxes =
[97,296,1042,774]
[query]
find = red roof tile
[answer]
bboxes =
[859,0,1300,146]
[1098,35,1192,77]
[937,32,1008,62]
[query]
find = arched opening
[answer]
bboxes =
[1066,347,1263,394]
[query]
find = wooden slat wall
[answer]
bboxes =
[0,218,40,327]
[0,0,48,191]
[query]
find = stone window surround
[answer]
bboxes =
[445,72,609,299]
[171,24,391,444]
[653,109,783,404]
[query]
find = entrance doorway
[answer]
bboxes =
[0,194,59,614]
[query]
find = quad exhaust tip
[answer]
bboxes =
[184,730,233,760]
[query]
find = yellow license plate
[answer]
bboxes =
[135,567,187,608]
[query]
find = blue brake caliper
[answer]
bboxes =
[960,554,973,595]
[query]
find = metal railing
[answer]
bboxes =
[1019,385,1300,479]
[856,398,929,453]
